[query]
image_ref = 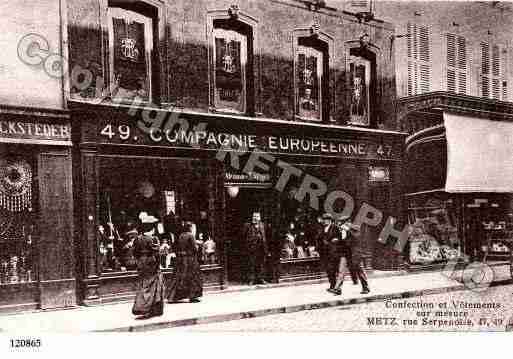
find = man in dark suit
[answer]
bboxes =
[317,213,344,292]
[242,212,269,285]
[333,219,370,295]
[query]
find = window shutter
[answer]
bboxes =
[481,42,491,98]
[481,42,506,100]
[457,36,467,94]
[407,23,430,96]
[446,34,456,93]
[445,34,467,94]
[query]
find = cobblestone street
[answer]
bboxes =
[164,284,513,332]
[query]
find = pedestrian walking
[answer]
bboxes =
[166,222,203,303]
[317,213,343,292]
[242,212,269,285]
[332,219,370,295]
[132,213,165,319]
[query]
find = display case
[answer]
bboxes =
[407,197,460,265]
[483,221,512,259]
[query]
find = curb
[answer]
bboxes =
[97,283,470,332]
[98,273,513,333]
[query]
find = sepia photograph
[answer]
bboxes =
[0,0,512,355]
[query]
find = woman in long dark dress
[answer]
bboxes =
[167,222,203,303]
[132,217,165,318]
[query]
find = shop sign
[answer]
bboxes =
[369,166,390,182]
[97,121,398,160]
[224,171,272,185]
[0,119,71,145]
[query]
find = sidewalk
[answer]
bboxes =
[0,264,510,333]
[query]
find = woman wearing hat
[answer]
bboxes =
[132,212,165,318]
[166,222,203,303]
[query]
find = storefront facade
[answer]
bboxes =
[0,105,75,313]
[399,93,513,269]
[71,100,404,303]
[64,0,406,304]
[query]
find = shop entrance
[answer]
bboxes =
[225,186,273,284]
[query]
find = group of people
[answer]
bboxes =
[317,213,370,295]
[130,213,204,319]
[129,209,370,319]
[98,209,217,272]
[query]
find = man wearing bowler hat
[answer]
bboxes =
[317,212,344,292]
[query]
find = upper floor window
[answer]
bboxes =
[407,22,430,96]
[209,12,255,114]
[445,34,468,95]
[213,26,248,113]
[295,35,329,122]
[480,42,507,101]
[108,6,153,102]
[348,55,371,126]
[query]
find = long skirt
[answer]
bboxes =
[132,265,165,316]
[167,255,203,301]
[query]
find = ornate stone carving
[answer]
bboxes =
[228,4,239,19]
[310,18,321,38]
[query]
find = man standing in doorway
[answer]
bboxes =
[242,211,269,285]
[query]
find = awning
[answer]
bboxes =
[444,113,513,193]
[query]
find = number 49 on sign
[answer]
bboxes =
[100,124,132,141]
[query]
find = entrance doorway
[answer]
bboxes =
[225,187,273,283]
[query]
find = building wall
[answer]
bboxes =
[66,0,398,130]
[0,0,65,109]
[372,1,513,100]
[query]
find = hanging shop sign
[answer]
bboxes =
[0,119,71,146]
[97,120,399,161]
[368,166,390,182]
[224,170,272,186]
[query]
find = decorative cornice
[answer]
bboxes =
[396,92,513,120]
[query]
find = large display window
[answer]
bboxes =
[0,149,37,285]
[406,195,460,265]
[278,163,357,261]
[97,156,219,273]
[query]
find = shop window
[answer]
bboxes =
[98,157,219,272]
[279,164,354,261]
[407,197,460,265]
[107,5,154,102]
[0,152,37,285]
[211,17,254,114]
[295,36,329,122]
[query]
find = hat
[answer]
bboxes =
[125,228,138,236]
[139,211,158,224]
[322,213,333,220]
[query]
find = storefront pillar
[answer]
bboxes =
[356,162,373,270]
[79,147,101,304]
[37,149,76,309]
